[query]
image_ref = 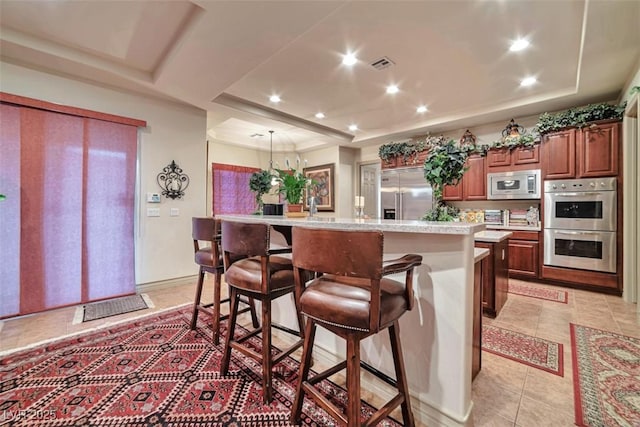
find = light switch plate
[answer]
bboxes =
[170,208,179,217]
[147,208,160,217]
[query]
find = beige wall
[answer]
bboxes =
[620,60,640,105]
[206,139,344,215]
[1,61,208,285]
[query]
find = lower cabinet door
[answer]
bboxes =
[508,239,539,278]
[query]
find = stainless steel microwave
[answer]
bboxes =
[487,169,541,200]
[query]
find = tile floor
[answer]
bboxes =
[1,277,638,426]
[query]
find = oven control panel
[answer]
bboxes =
[544,177,616,193]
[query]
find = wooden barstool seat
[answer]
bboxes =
[290,227,422,427]
[190,217,258,345]
[220,220,305,404]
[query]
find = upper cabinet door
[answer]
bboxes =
[463,154,487,200]
[578,122,620,178]
[443,181,463,201]
[512,145,540,165]
[486,148,511,168]
[542,129,576,179]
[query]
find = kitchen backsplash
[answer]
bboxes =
[458,206,540,227]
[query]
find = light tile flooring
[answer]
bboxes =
[1,277,638,426]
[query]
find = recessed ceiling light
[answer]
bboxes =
[348,124,358,132]
[386,84,399,94]
[520,76,537,87]
[269,95,281,103]
[510,38,530,52]
[342,52,357,66]
[416,105,428,113]
[315,112,325,119]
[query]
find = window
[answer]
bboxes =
[212,163,259,215]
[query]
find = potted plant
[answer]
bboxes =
[274,158,309,213]
[422,139,468,221]
[248,169,273,214]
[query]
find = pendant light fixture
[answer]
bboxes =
[269,130,274,169]
[268,130,278,186]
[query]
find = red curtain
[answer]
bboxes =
[0,103,138,317]
[212,163,259,215]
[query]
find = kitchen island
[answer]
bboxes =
[217,214,485,427]
[474,230,512,317]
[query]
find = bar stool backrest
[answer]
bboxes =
[221,221,269,267]
[192,217,221,267]
[292,227,384,279]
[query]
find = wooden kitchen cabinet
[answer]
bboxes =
[443,153,486,201]
[578,122,620,177]
[508,231,539,279]
[486,145,540,172]
[542,120,620,179]
[442,179,463,200]
[475,239,509,318]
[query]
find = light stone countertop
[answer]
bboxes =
[217,214,486,235]
[474,247,490,263]
[474,229,513,243]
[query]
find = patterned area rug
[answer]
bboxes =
[571,323,640,427]
[0,307,401,426]
[508,282,568,304]
[76,294,153,323]
[482,324,564,376]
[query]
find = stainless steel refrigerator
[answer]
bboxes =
[381,168,433,220]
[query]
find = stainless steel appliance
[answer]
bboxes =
[381,168,433,220]
[487,169,541,200]
[543,177,616,273]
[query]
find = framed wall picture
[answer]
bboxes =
[303,163,334,211]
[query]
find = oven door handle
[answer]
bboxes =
[553,230,600,236]
[553,192,606,197]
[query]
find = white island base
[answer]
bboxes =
[217,215,485,427]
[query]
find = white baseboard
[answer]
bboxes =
[136,275,197,293]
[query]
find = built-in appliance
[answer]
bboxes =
[543,177,616,273]
[487,169,541,200]
[380,168,433,220]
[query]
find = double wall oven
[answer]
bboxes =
[543,177,617,273]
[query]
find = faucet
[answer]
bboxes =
[308,196,318,217]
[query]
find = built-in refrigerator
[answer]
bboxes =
[380,168,433,220]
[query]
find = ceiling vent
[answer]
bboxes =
[370,56,395,70]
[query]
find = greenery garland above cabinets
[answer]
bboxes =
[378,135,448,166]
[378,141,425,163]
[534,101,626,135]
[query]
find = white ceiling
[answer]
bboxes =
[1,0,638,153]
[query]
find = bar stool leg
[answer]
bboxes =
[389,321,415,427]
[346,336,361,427]
[190,268,205,330]
[212,270,222,345]
[261,298,272,404]
[291,319,316,425]
[249,297,260,328]
[220,287,240,376]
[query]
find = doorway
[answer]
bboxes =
[359,162,380,219]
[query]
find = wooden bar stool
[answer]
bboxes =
[190,217,258,345]
[290,226,422,427]
[219,220,305,404]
